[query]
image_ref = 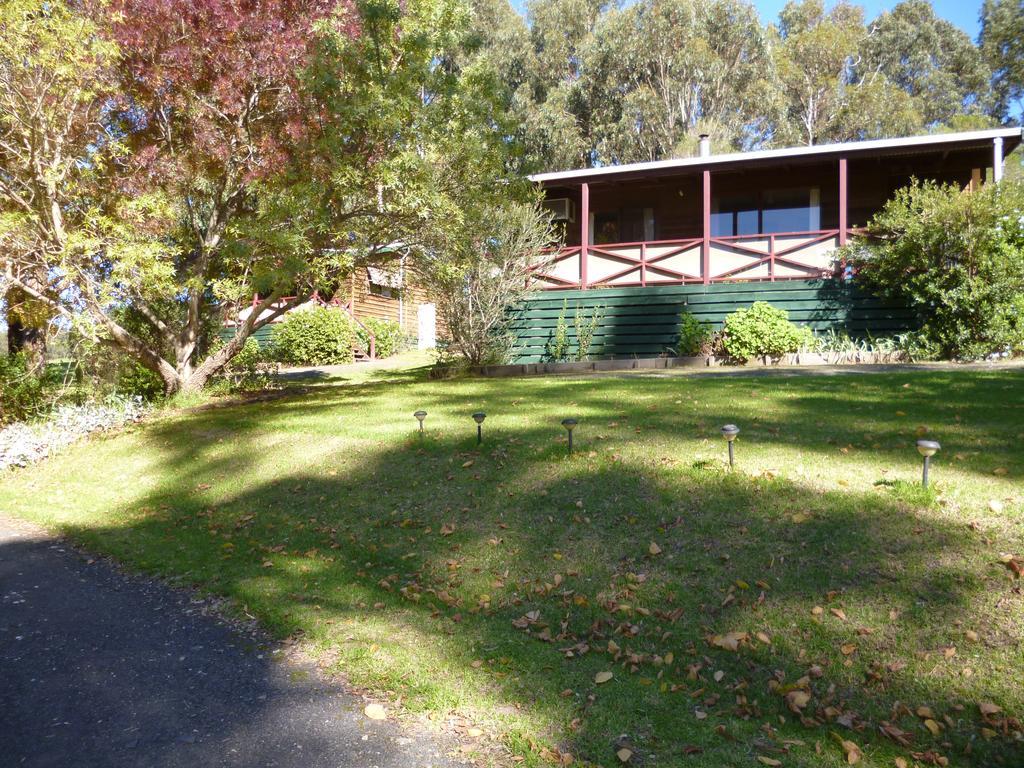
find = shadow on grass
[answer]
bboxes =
[43,371,1024,767]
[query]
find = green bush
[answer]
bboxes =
[545,301,571,362]
[677,309,712,356]
[721,301,806,362]
[270,307,356,366]
[847,179,1024,360]
[355,317,403,358]
[222,337,279,391]
[0,353,48,424]
[574,305,602,361]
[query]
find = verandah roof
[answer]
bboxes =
[530,128,1023,186]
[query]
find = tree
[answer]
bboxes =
[421,201,555,365]
[0,0,346,394]
[586,0,774,163]
[0,0,117,368]
[981,0,1024,120]
[859,0,992,128]
[847,179,1024,360]
[772,0,866,146]
[3,0,521,395]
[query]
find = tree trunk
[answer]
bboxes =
[5,287,47,370]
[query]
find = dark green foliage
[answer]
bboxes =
[848,179,1024,360]
[0,353,47,424]
[676,308,712,356]
[721,301,806,362]
[270,307,356,366]
[222,337,278,391]
[355,317,404,359]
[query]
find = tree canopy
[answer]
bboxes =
[466,0,1012,171]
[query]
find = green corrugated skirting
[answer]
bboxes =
[508,279,915,364]
[218,325,276,347]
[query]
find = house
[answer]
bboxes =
[223,249,438,358]
[509,128,1022,362]
[533,127,1021,289]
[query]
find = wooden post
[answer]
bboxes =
[580,182,589,289]
[838,157,848,246]
[640,242,647,286]
[994,137,1004,184]
[702,170,711,284]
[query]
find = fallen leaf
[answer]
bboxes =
[989,500,1004,513]
[462,460,475,469]
[757,758,782,766]
[709,631,748,651]
[923,719,942,737]
[979,701,1002,716]
[895,759,909,768]
[616,747,633,762]
[649,541,663,556]
[830,608,847,621]
[594,671,613,684]
[786,690,811,713]
[915,706,935,719]
[831,733,862,765]
[364,703,386,720]
[840,643,857,656]
[993,467,1008,476]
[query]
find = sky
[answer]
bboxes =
[755,0,984,37]
[512,0,987,38]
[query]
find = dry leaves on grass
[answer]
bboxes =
[708,631,748,651]
[594,671,614,684]
[831,732,862,764]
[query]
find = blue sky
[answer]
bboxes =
[756,0,984,37]
[513,0,986,38]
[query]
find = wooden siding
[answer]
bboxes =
[508,280,915,363]
[346,267,441,339]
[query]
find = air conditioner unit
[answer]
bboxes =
[542,197,576,223]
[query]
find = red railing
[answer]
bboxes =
[534,228,856,289]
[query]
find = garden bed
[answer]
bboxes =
[476,350,903,377]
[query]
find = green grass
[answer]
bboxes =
[3,363,1023,767]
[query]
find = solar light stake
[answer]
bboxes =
[721,424,740,468]
[561,418,578,453]
[414,410,427,435]
[472,412,486,445]
[916,439,940,488]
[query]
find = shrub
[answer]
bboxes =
[270,307,355,366]
[574,305,602,361]
[846,179,1024,360]
[223,337,279,391]
[355,317,403,358]
[721,301,806,362]
[546,301,571,362]
[677,309,712,356]
[0,353,47,425]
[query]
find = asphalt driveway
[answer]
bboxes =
[0,515,459,768]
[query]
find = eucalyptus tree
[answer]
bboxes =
[981,0,1024,121]
[586,0,774,163]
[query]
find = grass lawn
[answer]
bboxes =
[2,362,1023,767]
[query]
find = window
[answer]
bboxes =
[369,283,394,298]
[762,188,820,233]
[712,196,758,237]
[589,208,655,244]
[712,187,820,237]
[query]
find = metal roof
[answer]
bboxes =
[529,127,1023,186]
